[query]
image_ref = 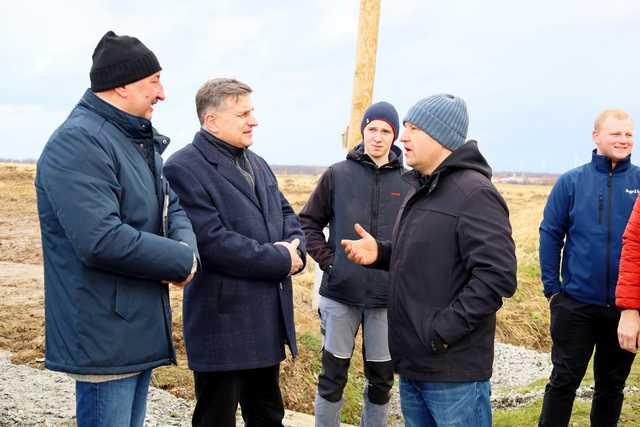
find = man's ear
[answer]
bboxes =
[114,86,128,99]
[204,113,219,134]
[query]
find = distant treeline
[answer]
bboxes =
[271,165,327,175]
[0,159,559,182]
[494,171,559,178]
[0,158,36,164]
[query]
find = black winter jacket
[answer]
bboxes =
[375,141,517,382]
[300,143,409,307]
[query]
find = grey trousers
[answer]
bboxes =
[315,296,393,427]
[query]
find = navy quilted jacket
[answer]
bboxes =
[36,90,197,374]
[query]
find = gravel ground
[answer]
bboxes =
[491,342,552,389]
[0,342,554,426]
[0,351,194,426]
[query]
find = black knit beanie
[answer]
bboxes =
[90,31,162,92]
[360,101,400,142]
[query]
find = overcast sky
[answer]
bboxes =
[2,0,639,173]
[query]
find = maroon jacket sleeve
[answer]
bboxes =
[299,169,334,271]
[617,195,640,309]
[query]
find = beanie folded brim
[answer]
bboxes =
[360,101,400,142]
[403,95,468,151]
[90,51,161,92]
[404,108,465,151]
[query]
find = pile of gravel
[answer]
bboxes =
[0,351,193,426]
[492,342,551,389]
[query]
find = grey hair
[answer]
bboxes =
[195,78,253,125]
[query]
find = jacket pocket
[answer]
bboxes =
[420,309,448,354]
[114,281,131,320]
[323,252,336,273]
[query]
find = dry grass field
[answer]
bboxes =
[2,162,638,425]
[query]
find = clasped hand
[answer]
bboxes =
[275,238,303,276]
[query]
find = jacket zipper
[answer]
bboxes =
[391,178,431,319]
[598,195,603,224]
[371,169,380,237]
[606,172,612,306]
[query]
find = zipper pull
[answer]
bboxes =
[162,179,169,236]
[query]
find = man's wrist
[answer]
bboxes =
[621,309,640,318]
[545,287,561,300]
[190,254,197,275]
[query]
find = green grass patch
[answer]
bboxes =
[494,354,640,425]
[340,363,365,424]
[296,330,367,425]
[299,332,323,354]
[494,393,640,426]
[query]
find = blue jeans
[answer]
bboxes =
[399,377,491,427]
[75,370,152,427]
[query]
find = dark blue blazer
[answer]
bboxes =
[164,130,304,371]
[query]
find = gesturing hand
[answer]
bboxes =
[275,238,304,276]
[341,223,378,265]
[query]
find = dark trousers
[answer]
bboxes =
[539,293,636,427]
[192,364,284,427]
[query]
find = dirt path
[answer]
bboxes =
[0,262,341,426]
[0,261,43,304]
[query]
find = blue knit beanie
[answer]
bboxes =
[403,94,469,151]
[361,101,400,142]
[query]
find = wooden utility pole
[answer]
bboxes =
[342,0,382,150]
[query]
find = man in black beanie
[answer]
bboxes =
[36,31,198,426]
[299,101,409,426]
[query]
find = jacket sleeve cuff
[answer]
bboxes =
[273,243,293,278]
[167,240,198,282]
[543,284,562,298]
[369,240,391,271]
[432,308,470,347]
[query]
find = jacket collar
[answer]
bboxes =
[193,129,231,165]
[591,149,631,174]
[403,140,490,193]
[79,89,168,147]
[199,128,245,160]
[192,129,263,209]
[347,142,404,169]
